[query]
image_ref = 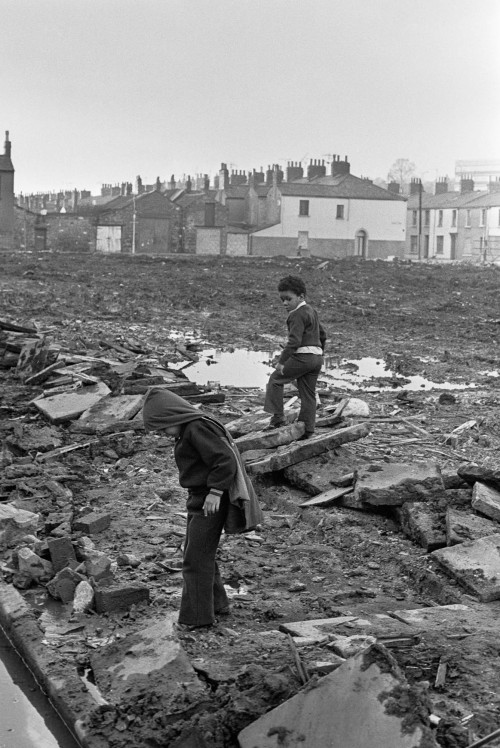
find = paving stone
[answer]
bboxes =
[327,634,376,658]
[34,382,111,424]
[78,393,144,428]
[246,423,370,475]
[238,643,438,748]
[397,502,446,552]
[471,481,500,522]
[235,422,306,452]
[446,507,499,545]
[94,583,150,613]
[431,535,500,601]
[279,616,363,644]
[354,462,444,507]
[73,512,111,534]
[391,604,473,631]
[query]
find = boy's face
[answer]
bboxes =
[279,289,304,312]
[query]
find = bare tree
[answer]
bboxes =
[387,158,416,192]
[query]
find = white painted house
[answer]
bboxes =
[249,158,407,259]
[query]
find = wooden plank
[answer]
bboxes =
[299,486,354,507]
[246,423,370,475]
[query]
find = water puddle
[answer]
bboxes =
[175,348,476,392]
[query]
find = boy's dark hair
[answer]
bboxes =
[277,275,306,297]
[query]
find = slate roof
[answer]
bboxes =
[175,191,218,209]
[406,191,482,210]
[220,184,248,199]
[462,190,500,208]
[278,173,406,201]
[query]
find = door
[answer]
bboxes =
[137,219,170,254]
[96,225,122,253]
[355,230,367,258]
[450,233,457,260]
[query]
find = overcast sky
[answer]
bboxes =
[3,0,500,194]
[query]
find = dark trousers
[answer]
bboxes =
[178,491,230,626]
[264,353,323,434]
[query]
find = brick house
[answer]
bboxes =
[172,182,228,254]
[249,157,407,259]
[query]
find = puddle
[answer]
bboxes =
[177,348,477,392]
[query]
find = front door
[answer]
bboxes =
[450,233,457,260]
[355,230,367,258]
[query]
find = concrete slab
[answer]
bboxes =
[446,507,499,545]
[34,382,111,423]
[78,393,144,427]
[354,462,444,507]
[391,604,472,630]
[398,502,446,552]
[471,481,500,523]
[458,463,500,491]
[90,616,204,703]
[431,535,500,601]
[283,445,365,495]
[246,423,370,475]
[299,487,354,507]
[238,644,438,748]
[279,616,358,644]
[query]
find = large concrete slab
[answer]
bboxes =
[354,462,444,507]
[78,393,144,428]
[471,481,500,522]
[34,382,111,423]
[246,423,370,475]
[457,463,500,491]
[391,604,472,630]
[90,615,204,703]
[284,445,367,495]
[431,534,500,601]
[446,507,499,546]
[238,644,438,748]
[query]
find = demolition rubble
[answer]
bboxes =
[2,309,500,748]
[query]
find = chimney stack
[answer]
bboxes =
[330,154,350,176]
[410,178,423,195]
[203,174,210,192]
[218,163,229,190]
[186,175,192,192]
[286,161,304,182]
[4,131,11,158]
[460,175,474,194]
[307,159,326,180]
[387,181,400,194]
[434,177,448,195]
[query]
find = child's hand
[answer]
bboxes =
[204,491,221,515]
[275,363,284,374]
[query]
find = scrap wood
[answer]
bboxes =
[35,441,98,462]
[434,657,448,688]
[24,360,62,386]
[53,367,99,385]
[299,486,354,508]
[467,727,500,748]
[0,319,38,334]
[287,634,309,685]
[99,338,137,357]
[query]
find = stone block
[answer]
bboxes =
[327,634,376,658]
[73,512,111,534]
[431,534,500,601]
[238,643,438,748]
[47,567,86,603]
[0,504,40,549]
[34,382,111,424]
[446,507,499,545]
[283,445,365,495]
[47,536,77,572]
[398,502,446,552]
[441,468,468,490]
[94,583,150,613]
[17,547,53,581]
[457,463,500,491]
[471,481,500,522]
[72,580,95,614]
[354,462,443,507]
[85,552,113,581]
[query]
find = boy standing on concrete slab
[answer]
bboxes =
[264,275,327,438]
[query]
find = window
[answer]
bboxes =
[451,210,457,227]
[438,210,443,227]
[424,210,430,227]
[436,236,444,254]
[336,204,344,219]
[410,235,418,254]
[412,210,417,227]
[498,209,500,227]
[480,209,486,227]
[299,200,309,216]
[465,210,471,227]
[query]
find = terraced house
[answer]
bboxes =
[405,177,500,262]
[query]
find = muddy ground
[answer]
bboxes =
[1,251,500,748]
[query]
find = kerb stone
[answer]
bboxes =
[431,534,500,601]
[94,583,150,613]
[471,482,500,523]
[73,512,111,534]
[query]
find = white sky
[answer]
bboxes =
[2,0,500,194]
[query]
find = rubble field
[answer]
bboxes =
[1,250,500,748]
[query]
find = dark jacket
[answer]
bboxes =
[278,303,327,364]
[174,419,237,492]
